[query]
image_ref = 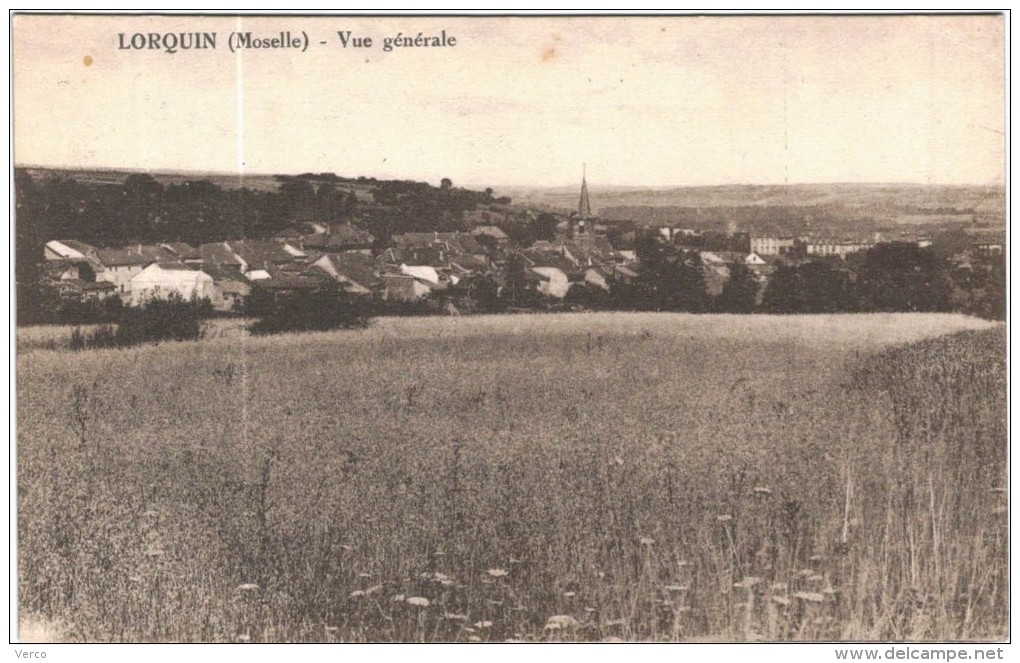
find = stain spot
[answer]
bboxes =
[541,47,557,62]
[83,55,93,66]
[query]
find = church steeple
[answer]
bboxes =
[578,164,592,220]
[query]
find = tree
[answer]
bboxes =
[856,243,951,312]
[762,263,801,313]
[440,178,453,190]
[717,262,759,313]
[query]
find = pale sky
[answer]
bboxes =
[12,14,1006,187]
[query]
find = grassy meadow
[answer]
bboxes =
[16,313,1007,642]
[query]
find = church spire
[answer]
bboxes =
[578,164,592,220]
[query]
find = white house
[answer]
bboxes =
[745,253,767,266]
[531,266,571,299]
[129,263,215,306]
[400,264,441,287]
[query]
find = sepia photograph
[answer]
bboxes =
[9,10,1008,652]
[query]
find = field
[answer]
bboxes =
[16,313,1007,642]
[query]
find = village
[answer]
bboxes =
[33,173,1006,318]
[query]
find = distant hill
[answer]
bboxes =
[498,182,1005,219]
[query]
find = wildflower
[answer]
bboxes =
[338,545,352,551]
[793,591,825,603]
[798,569,814,578]
[676,560,690,567]
[716,514,732,523]
[808,554,823,562]
[443,612,468,621]
[406,596,430,608]
[236,583,259,592]
[664,585,688,593]
[129,575,143,583]
[753,486,772,496]
[487,568,509,578]
[544,615,579,630]
[604,618,627,627]
[236,633,250,642]
[508,558,522,565]
[639,537,655,546]
[392,594,406,602]
[324,626,338,633]
[434,550,446,557]
[468,635,481,642]
[358,572,372,578]
[772,596,791,606]
[474,621,493,629]
[350,590,366,598]
[145,548,165,557]
[364,584,383,595]
[733,576,761,589]
[462,626,476,634]
[807,574,825,583]
[487,599,504,606]
[563,591,576,598]
[612,456,624,466]
[603,636,624,643]
[770,582,788,592]
[584,607,597,613]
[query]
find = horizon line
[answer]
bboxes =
[12,163,1005,190]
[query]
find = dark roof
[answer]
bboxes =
[302,223,375,250]
[200,242,244,267]
[324,252,380,290]
[254,274,321,291]
[229,239,295,266]
[161,242,201,260]
[96,247,156,267]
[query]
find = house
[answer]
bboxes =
[613,263,640,285]
[95,247,156,296]
[43,258,98,283]
[45,239,98,261]
[213,279,251,312]
[200,242,247,272]
[383,273,432,302]
[530,266,571,299]
[471,225,510,242]
[745,253,767,266]
[309,252,380,295]
[750,236,797,256]
[160,242,202,264]
[805,239,874,258]
[301,223,375,254]
[129,263,215,306]
[584,266,611,291]
[400,264,442,287]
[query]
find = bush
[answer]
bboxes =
[248,287,373,336]
[68,292,209,350]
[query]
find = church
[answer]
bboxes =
[570,167,600,240]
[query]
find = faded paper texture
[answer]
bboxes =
[13,13,1007,645]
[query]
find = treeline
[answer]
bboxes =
[604,240,1004,320]
[14,170,502,260]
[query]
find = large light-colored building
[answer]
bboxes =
[750,236,796,256]
[805,240,874,258]
[129,263,215,306]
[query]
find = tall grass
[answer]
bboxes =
[15,314,1005,642]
